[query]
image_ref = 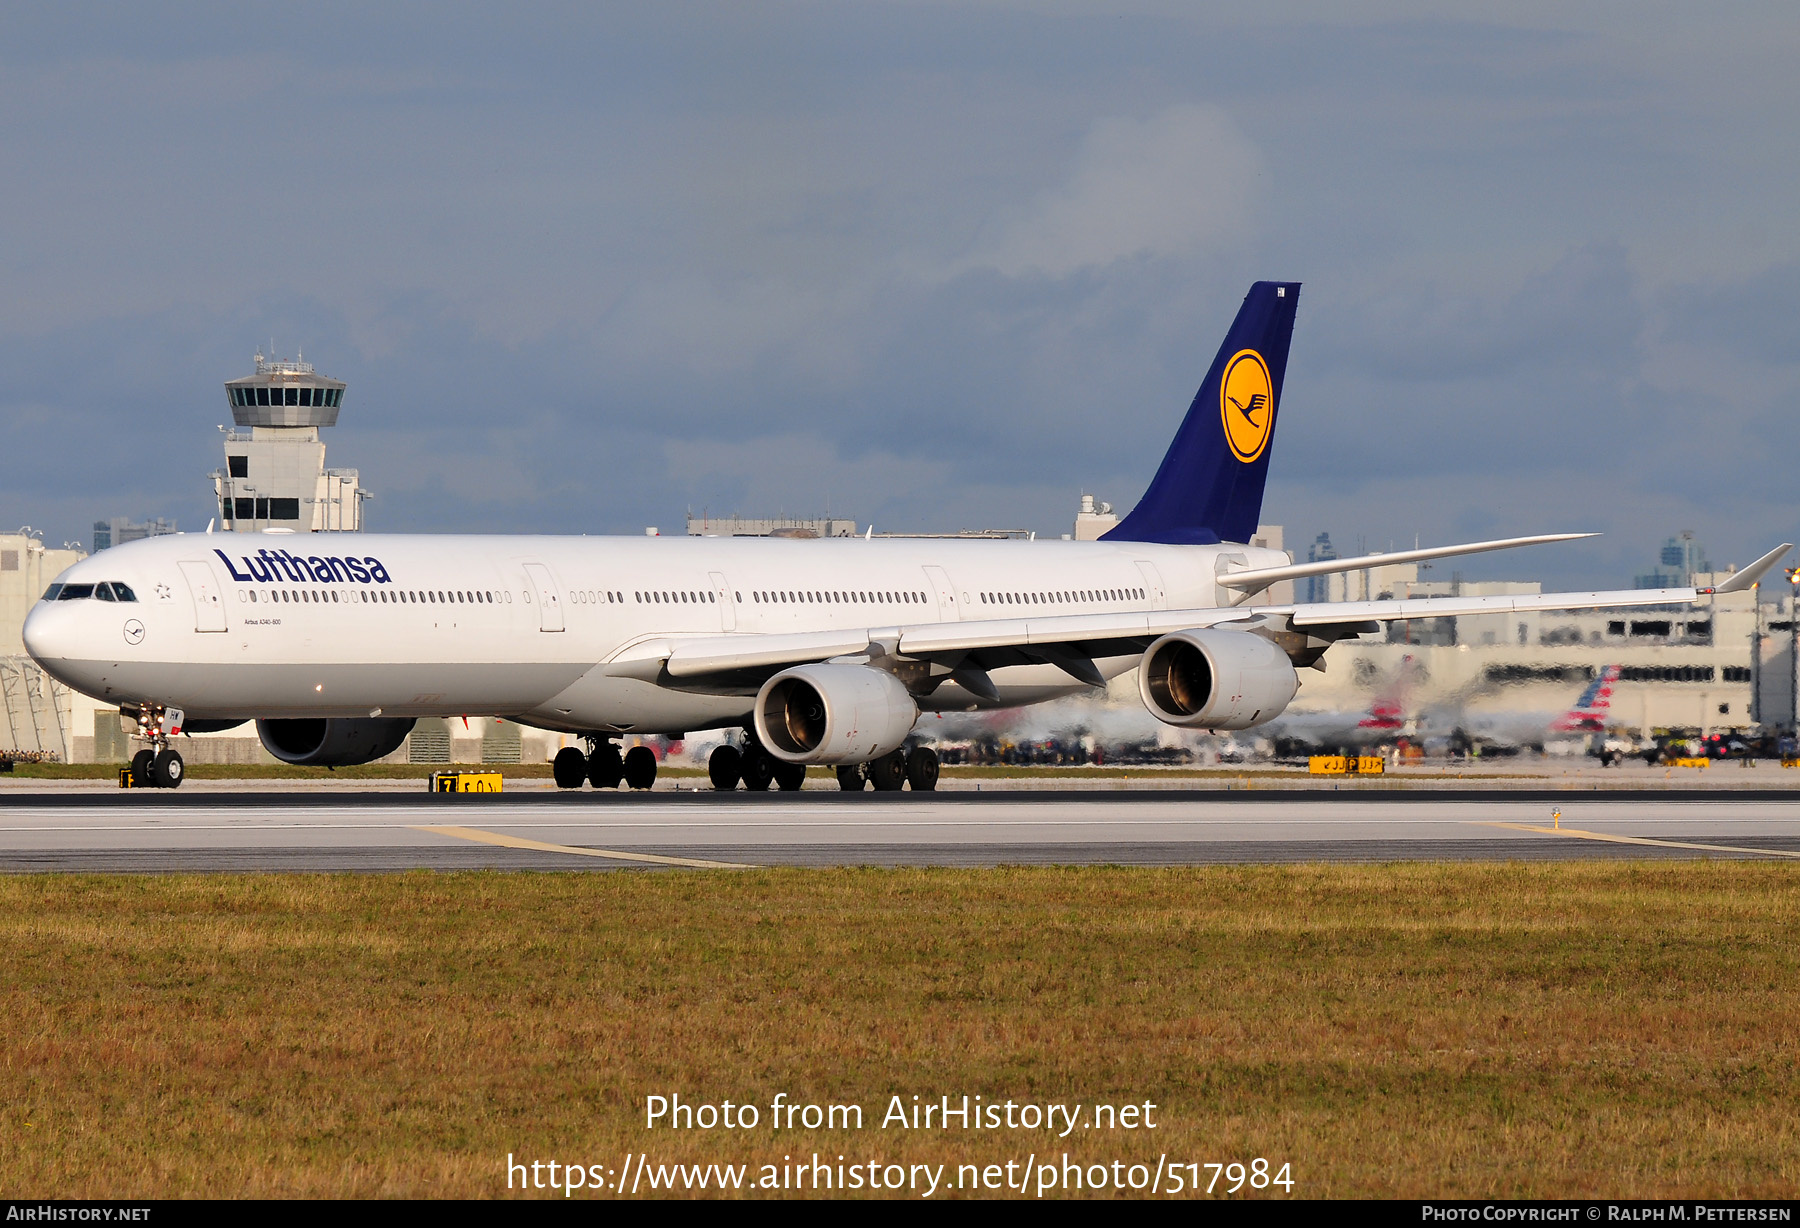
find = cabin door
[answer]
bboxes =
[922,565,960,621]
[709,572,737,631]
[1134,560,1169,611]
[177,560,228,632]
[522,563,564,632]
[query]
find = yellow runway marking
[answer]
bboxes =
[411,825,756,870]
[1478,822,1800,860]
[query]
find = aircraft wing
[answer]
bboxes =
[600,580,1729,691]
[1285,585,1701,627]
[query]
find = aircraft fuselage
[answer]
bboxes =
[23,531,1287,735]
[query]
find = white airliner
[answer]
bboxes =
[22,282,1790,791]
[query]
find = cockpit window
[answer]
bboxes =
[41,583,62,602]
[95,583,116,602]
[58,584,95,600]
[111,582,138,602]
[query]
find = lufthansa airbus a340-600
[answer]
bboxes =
[22,283,1792,791]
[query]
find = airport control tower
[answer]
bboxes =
[211,352,368,532]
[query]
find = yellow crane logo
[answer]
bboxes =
[1219,348,1274,463]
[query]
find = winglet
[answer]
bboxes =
[1704,543,1794,594]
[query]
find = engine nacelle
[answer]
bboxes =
[754,664,919,765]
[256,717,417,767]
[1138,629,1299,730]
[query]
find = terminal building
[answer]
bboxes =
[686,514,857,539]
[1279,531,1797,743]
[92,515,176,554]
[0,530,85,761]
[212,353,367,533]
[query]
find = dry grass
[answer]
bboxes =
[0,863,1797,1198]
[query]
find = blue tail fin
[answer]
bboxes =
[1103,281,1301,546]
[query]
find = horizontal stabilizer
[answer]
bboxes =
[1218,532,1595,594]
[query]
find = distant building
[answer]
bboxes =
[92,515,176,554]
[686,514,857,538]
[1636,531,1709,589]
[0,529,86,760]
[212,352,367,533]
[1246,525,1293,605]
[1073,495,1118,541]
[1305,532,1338,603]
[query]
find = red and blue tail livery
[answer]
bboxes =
[1550,665,1620,733]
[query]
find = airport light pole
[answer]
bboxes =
[1751,583,1762,728]
[1790,568,1800,737]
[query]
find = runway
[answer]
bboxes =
[2,789,1800,871]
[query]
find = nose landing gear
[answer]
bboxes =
[121,703,185,789]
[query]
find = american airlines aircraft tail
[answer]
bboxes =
[20,282,1793,791]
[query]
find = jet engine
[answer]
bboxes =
[1138,629,1299,730]
[256,717,418,767]
[754,664,919,765]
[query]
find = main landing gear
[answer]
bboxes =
[553,737,657,791]
[706,737,804,791]
[708,737,938,793]
[122,703,184,789]
[840,746,936,792]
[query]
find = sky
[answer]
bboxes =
[3,2,1796,590]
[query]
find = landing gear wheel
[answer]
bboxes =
[129,748,155,789]
[708,745,742,791]
[740,746,775,792]
[868,750,907,792]
[151,749,184,790]
[622,745,658,790]
[773,761,807,792]
[552,746,587,789]
[587,743,624,789]
[835,764,867,792]
[905,746,939,792]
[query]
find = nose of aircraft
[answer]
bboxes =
[21,601,72,664]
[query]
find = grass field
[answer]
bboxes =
[1,863,1797,1198]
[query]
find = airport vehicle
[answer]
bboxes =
[21,283,1791,790]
